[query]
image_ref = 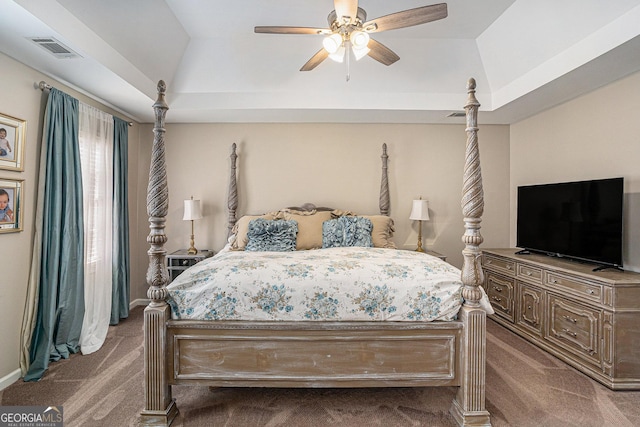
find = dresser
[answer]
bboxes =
[483,248,640,390]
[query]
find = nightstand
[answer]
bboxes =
[409,249,447,262]
[425,249,447,261]
[167,249,214,282]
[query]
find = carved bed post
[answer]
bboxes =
[140,80,179,426]
[379,143,390,216]
[450,78,491,427]
[227,143,238,237]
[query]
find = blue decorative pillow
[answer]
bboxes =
[245,219,298,252]
[322,216,373,248]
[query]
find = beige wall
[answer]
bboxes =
[510,70,640,272]
[0,52,143,386]
[132,122,511,293]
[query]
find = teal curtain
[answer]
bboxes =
[111,117,130,324]
[25,89,85,381]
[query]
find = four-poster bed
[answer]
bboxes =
[140,78,491,427]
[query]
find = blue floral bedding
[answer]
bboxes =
[167,247,467,322]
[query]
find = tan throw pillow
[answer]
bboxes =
[282,210,334,250]
[231,212,281,250]
[364,215,397,249]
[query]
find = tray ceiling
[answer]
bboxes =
[2,0,640,124]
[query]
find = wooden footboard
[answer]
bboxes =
[140,79,491,427]
[167,320,462,388]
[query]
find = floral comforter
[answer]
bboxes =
[167,247,470,322]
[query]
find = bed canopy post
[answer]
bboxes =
[227,143,238,237]
[379,143,390,216]
[140,80,178,426]
[450,78,491,427]
[460,78,485,305]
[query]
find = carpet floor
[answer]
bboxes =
[2,306,639,426]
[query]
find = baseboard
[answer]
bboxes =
[130,298,150,309]
[0,368,21,392]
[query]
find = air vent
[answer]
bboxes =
[28,37,81,59]
[446,111,466,118]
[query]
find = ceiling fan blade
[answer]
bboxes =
[255,26,330,35]
[334,0,359,24]
[367,39,400,66]
[363,3,447,33]
[300,49,330,71]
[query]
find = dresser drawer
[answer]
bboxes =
[517,264,543,284]
[545,271,602,303]
[546,294,601,367]
[484,254,516,277]
[486,272,515,322]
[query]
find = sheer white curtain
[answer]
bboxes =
[78,103,114,354]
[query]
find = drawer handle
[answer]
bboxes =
[486,260,492,265]
[586,289,595,295]
[550,279,559,284]
[527,305,532,310]
[562,315,577,323]
[524,271,532,276]
[562,328,577,337]
[507,265,513,270]
[491,296,502,303]
[492,286,502,293]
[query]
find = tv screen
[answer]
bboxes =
[516,177,624,268]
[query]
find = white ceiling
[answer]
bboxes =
[2,0,640,124]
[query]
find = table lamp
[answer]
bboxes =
[183,197,203,254]
[409,198,430,252]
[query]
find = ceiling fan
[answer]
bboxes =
[255,1,448,72]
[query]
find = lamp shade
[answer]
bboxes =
[352,45,370,60]
[323,33,343,54]
[409,199,430,221]
[183,199,203,221]
[351,31,370,49]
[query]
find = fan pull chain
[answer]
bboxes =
[346,41,351,82]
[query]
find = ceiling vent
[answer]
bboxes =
[446,111,466,118]
[28,37,81,59]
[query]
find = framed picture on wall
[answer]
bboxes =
[0,112,26,171]
[0,177,24,233]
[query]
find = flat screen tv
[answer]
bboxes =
[516,177,624,269]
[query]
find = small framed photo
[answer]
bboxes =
[0,112,26,171]
[0,177,24,233]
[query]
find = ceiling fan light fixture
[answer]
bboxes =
[350,31,370,49]
[329,45,345,63]
[322,33,343,54]
[350,30,370,61]
[352,45,370,61]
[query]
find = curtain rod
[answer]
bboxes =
[37,81,134,126]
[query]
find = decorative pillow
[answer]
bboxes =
[245,219,298,252]
[331,210,396,249]
[281,210,334,250]
[322,216,373,248]
[363,215,397,249]
[230,212,281,250]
